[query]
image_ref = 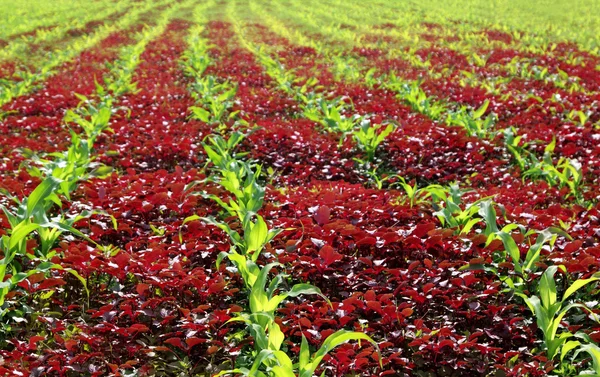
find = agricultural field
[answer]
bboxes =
[1,0,600,376]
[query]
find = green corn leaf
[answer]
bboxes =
[250,262,280,313]
[271,351,297,377]
[249,349,277,375]
[247,215,268,254]
[460,217,481,235]
[544,137,556,154]
[495,231,522,273]
[562,271,600,303]
[286,283,330,305]
[539,265,558,309]
[267,322,285,351]
[65,267,89,300]
[8,222,40,251]
[26,177,62,217]
[473,100,490,119]
[299,334,310,370]
[266,273,285,299]
[300,330,381,377]
[572,343,600,374]
[90,165,113,178]
[190,106,211,122]
[478,200,499,236]
[523,295,552,342]
[45,221,95,245]
[560,340,581,362]
[523,230,556,271]
[249,323,269,351]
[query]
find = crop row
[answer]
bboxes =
[0,1,599,376]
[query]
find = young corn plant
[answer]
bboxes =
[331,54,362,82]
[461,201,573,291]
[0,239,64,309]
[306,98,364,145]
[104,46,142,97]
[206,213,281,263]
[514,266,600,362]
[0,177,90,309]
[394,179,449,208]
[0,178,60,306]
[522,139,583,202]
[189,76,238,124]
[202,131,249,169]
[383,74,447,120]
[503,127,533,171]
[217,330,380,377]
[255,47,298,95]
[64,98,113,146]
[229,262,329,327]
[221,265,379,376]
[363,166,401,190]
[19,131,112,200]
[0,70,39,107]
[353,121,396,161]
[431,184,496,235]
[1,177,96,259]
[567,109,590,127]
[207,160,264,219]
[445,100,496,139]
[292,77,320,107]
[504,131,584,203]
[364,67,379,88]
[470,225,570,292]
[183,134,279,262]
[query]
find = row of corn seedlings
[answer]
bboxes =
[243,1,590,207]
[179,17,381,376]
[377,73,588,204]
[227,9,395,168]
[0,0,175,109]
[0,0,107,40]
[458,200,600,375]
[0,2,184,325]
[0,0,134,64]
[248,13,591,205]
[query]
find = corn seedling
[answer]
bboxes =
[0,177,91,308]
[332,54,362,82]
[431,184,495,235]
[189,76,238,124]
[504,131,584,202]
[216,330,380,377]
[514,266,600,361]
[255,46,298,95]
[352,121,396,161]
[566,109,590,127]
[20,131,112,200]
[383,74,447,120]
[306,97,364,144]
[396,180,448,208]
[445,100,496,138]
[64,100,113,146]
